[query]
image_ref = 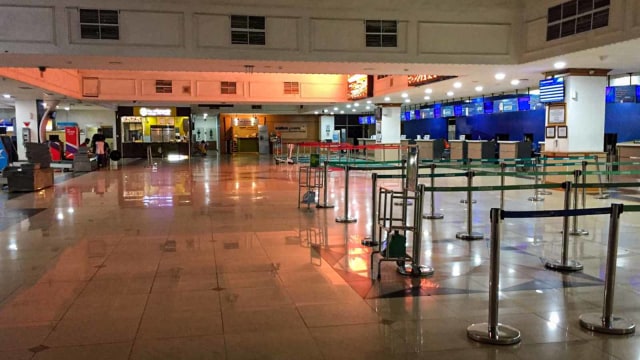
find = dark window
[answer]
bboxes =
[365,20,397,47]
[79,9,119,40]
[221,82,237,95]
[230,15,265,45]
[283,82,299,95]
[547,0,609,41]
[155,80,172,94]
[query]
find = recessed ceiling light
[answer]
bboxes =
[366,100,372,104]
[352,108,356,112]
[510,79,520,86]
[354,103,359,107]
[495,72,506,80]
[330,112,334,115]
[404,99,411,103]
[346,104,351,108]
[333,107,338,111]
[340,110,344,114]
[365,106,370,110]
[425,88,433,94]
[2,94,10,99]
[401,93,408,98]
[554,61,566,69]
[447,91,454,96]
[453,82,462,89]
[314,111,319,114]
[384,96,390,101]
[475,86,483,92]
[424,96,430,100]
[64,107,70,111]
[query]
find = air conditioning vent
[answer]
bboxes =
[547,0,609,41]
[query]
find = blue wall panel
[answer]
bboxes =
[404,118,447,139]
[605,103,640,142]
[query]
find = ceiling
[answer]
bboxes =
[1,37,639,115]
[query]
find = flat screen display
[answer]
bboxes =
[414,110,421,120]
[539,77,565,103]
[434,104,442,118]
[483,101,494,114]
[518,96,531,111]
[453,105,462,117]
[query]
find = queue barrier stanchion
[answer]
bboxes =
[467,208,521,345]
[537,157,552,195]
[460,159,477,204]
[579,203,636,335]
[398,184,435,277]
[423,163,444,220]
[456,171,483,240]
[545,181,584,272]
[335,165,357,223]
[316,161,335,209]
[361,172,379,247]
[594,155,610,199]
[581,161,588,208]
[528,158,545,202]
[569,169,589,236]
[499,162,506,213]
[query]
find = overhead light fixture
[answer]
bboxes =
[346,104,351,108]
[366,100,372,104]
[365,106,370,110]
[425,88,433,94]
[354,103,359,107]
[510,79,520,86]
[475,86,483,92]
[401,93,409,98]
[554,61,566,69]
[333,107,338,111]
[424,96,430,100]
[64,107,70,111]
[352,109,356,112]
[447,91,454,96]
[453,82,462,89]
[384,96,390,101]
[404,99,411,103]
[494,72,506,80]
[314,111,319,114]
[340,110,345,114]
[2,94,10,99]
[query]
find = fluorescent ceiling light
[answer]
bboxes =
[554,61,566,69]
[453,82,462,89]
[494,73,506,80]
[401,93,408,98]
[424,96,430,100]
[447,91,454,96]
[425,88,433,94]
[510,79,520,86]
[475,86,483,92]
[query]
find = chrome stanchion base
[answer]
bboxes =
[528,195,545,201]
[456,231,484,240]
[397,264,434,277]
[545,259,583,272]
[335,217,357,223]
[536,189,552,195]
[394,200,413,206]
[316,203,335,209]
[460,199,477,204]
[423,213,444,220]
[361,237,379,247]
[569,228,589,236]
[467,323,521,345]
[579,313,636,335]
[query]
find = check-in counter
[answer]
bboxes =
[499,141,531,160]
[449,140,467,160]
[467,140,495,160]
[358,138,400,161]
[616,142,640,182]
[416,139,444,160]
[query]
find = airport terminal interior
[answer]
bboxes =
[2,0,640,359]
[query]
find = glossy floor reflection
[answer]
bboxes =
[0,154,639,359]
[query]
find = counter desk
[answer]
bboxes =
[616,142,640,182]
[357,139,400,161]
[121,142,190,158]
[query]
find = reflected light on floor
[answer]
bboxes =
[167,154,189,162]
[547,312,561,329]
[349,257,368,272]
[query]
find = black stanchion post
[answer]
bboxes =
[335,166,357,223]
[569,169,588,236]
[529,157,545,201]
[456,171,483,240]
[545,181,584,272]
[424,163,444,220]
[316,161,335,209]
[579,203,635,335]
[467,208,521,345]
[362,173,379,247]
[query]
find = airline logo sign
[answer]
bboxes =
[138,107,173,117]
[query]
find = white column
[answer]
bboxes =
[319,115,334,141]
[380,106,401,144]
[14,100,39,161]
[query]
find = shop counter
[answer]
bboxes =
[121,142,190,158]
[236,137,259,152]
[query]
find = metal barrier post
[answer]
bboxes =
[467,208,521,345]
[423,163,444,220]
[528,158,544,201]
[569,169,589,236]
[460,159,477,204]
[537,157,552,195]
[594,155,610,199]
[581,161,588,208]
[398,184,434,277]
[579,203,635,335]
[500,162,506,212]
[316,161,335,209]
[456,171,483,240]
[362,173,379,247]
[545,181,584,271]
[335,166,357,223]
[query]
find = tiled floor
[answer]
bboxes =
[0,153,639,359]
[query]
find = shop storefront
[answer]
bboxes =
[116,106,191,158]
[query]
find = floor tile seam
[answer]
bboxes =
[210,234,230,360]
